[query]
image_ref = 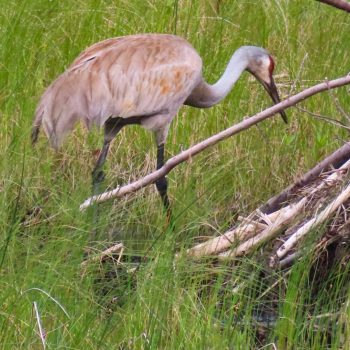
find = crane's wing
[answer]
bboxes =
[33,34,202,148]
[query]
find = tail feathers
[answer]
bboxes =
[31,104,60,149]
[32,106,79,150]
[32,71,89,149]
[31,107,43,146]
[31,101,62,150]
[31,124,40,145]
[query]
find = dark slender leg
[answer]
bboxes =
[155,143,171,212]
[92,140,111,191]
[90,118,123,241]
[91,118,123,194]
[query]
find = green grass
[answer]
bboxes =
[1,0,350,348]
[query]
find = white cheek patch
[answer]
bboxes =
[258,58,271,83]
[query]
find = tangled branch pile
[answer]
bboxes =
[187,143,350,268]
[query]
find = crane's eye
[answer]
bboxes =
[256,58,263,66]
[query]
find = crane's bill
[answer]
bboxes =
[264,77,288,124]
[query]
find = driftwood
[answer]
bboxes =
[80,74,350,210]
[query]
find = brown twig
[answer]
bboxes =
[296,106,350,131]
[316,0,350,12]
[81,243,124,266]
[276,181,350,259]
[80,74,350,210]
[260,141,350,215]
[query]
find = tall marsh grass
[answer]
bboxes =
[0,0,349,348]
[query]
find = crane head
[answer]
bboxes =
[246,50,287,123]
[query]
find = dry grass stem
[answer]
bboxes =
[296,106,350,131]
[33,302,46,350]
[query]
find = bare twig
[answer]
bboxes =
[277,251,302,268]
[80,74,350,210]
[277,223,350,268]
[218,201,306,259]
[276,181,350,259]
[260,141,350,215]
[296,106,350,131]
[81,242,124,266]
[316,0,350,12]
[186,221,266,258]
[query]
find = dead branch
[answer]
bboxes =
[316,0,350,12]
[276,181,350,259]
[275,217,350,268]
[80,74,350,210]
[186,221,267,258]
[260,141,350,215]
[219,159,350,259]
[189,158,350,259]
[81,243,124,266]
[278,251,302,268]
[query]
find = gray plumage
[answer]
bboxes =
[32,33,287,209]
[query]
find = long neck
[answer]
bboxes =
[186,49,249,108]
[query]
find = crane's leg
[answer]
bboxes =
[156,143,170,210]
[154,123,174,226]
[92,118,124,194]
[89,118,124,241]
[91,141,111,187]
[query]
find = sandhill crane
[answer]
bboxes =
[32,33,287,211]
